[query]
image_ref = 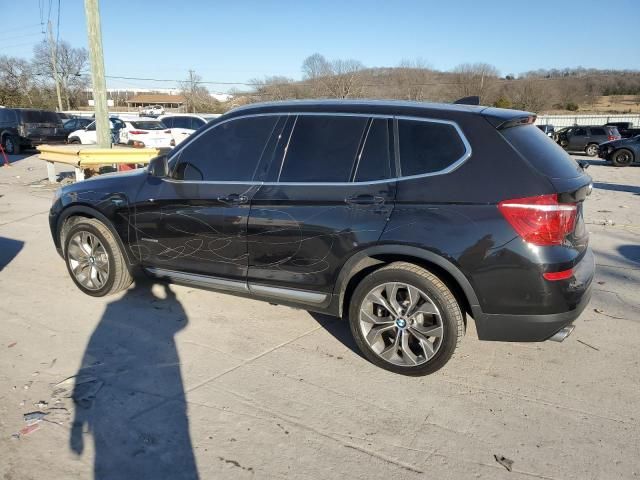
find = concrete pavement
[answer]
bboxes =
[1,154,639,479]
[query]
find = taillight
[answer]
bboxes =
[498,194,577,246]
[607,135,618,141]
[543,269,573,281]
[129,130,147,135]
[164,129,171,134]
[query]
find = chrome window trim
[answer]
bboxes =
[168,111,472,186]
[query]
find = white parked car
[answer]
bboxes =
[67,117,127,145]
[158,114,217,145]
[120,119,173,148]
[139,105,165,116]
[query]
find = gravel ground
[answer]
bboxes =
[1,153,639,480]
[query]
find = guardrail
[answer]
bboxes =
[37,144,162,182]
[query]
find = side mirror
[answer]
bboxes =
[148,154,169,177]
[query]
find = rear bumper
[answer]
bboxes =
[473,248,595,342]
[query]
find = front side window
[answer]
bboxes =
[398,119,466,177]
[161,117,174,128]
[278,115,367,182]
[590,128,605,136]
[574,128,587,136]
[174,115,278,182]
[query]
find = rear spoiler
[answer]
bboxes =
[481,107,537,130]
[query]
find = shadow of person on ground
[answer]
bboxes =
[0,236,24,270]
[70,278,199,479]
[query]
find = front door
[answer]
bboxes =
[569,127,589,150]
[131,115,282,281]
[247,115,396,294]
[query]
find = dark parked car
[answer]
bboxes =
[598,135,640,166]
[556,125,621,156]
[0,108,67,154]
[536,124,555,137]
[49,100,595,375]
[62,117,93,134]
[604,122,640,139]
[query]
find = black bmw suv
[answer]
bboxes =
[49,100,595,375]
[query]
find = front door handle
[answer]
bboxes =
[345,194,385,205]
[217,194,249,205]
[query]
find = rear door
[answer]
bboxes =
[131,115,282,281]
[568,127,588,150]
[247,114,396,295]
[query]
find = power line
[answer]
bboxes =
[56,0,61,48]
[0,31,44,42]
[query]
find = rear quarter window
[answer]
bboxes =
[398,119,466,176]
[501,125,583,179]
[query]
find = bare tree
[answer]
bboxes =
[249,76,303,101]
[32,40,89,109]
[451,62,500,103]
[508,79,549,112]
[394,59,434,101]
[324,59,365,98]
[179,70,220,113]
[0,56,36,106]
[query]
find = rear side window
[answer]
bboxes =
[501,125,583,179]
[398,119,466,176]
[175,115,278,182]
[162,117,174,128]
[590,128,606,136]
[278,115,367,182]
[19,110,61,124]
[130,121,164,130]
[354,119,391,182]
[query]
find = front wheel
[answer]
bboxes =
[348,262,464,376]
[63,218,133,297]
[585,143,599,157]
[612,149,634,167]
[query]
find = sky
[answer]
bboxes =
[2,0,640,93]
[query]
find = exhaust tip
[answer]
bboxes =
[548,325,575,342]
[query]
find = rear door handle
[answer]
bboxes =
[217,194,249,205]
[345,194,385,205]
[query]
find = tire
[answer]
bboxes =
[68,137,81,144]
[348,262,464,376]
[559,138,569,148]
[611,148,634,167]
[3,135,20,154]
[585,143,599,157]
[63,218,133,297]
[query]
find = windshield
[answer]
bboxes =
[19,110,62,124]
[130,121,166,130]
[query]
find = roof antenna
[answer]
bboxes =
[453,96,480,106]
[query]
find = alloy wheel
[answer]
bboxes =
[67,231,110,290]
[586,145,598,156]
[358,282,443,367]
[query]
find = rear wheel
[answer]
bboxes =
[3,135,20,154]
[585,143,599,157]
[68,137,81,144]
[612,149,634,167]
[348,262,464,376]
[63,218,133,297]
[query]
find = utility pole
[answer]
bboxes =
[84,0,111,148]
[47,20,63,112]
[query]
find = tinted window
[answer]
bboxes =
[354,119,391,182]
[398,119,466,176]
[590,128,606,136]
[574,128,587,136]
[278,115,367,182]
[502,125,583,179]
[176,116,278,182]
[18,110,61,124]
[174,117,194,129]
[192,118,206,128]
[161,117,174,128]
[130,121,165,130]
[87,122,96,131]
